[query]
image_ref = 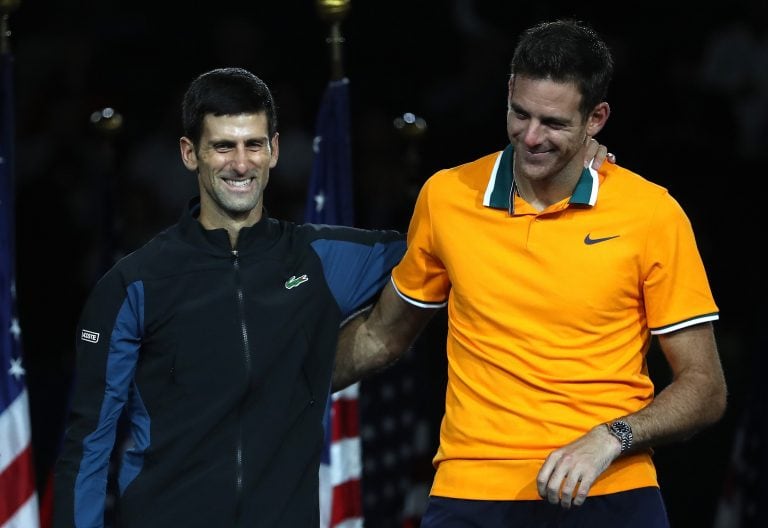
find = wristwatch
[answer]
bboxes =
[606,420,633,453]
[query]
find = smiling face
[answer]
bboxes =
[507,75,608,187]
[180,112,279,232]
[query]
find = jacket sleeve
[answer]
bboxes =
[310,227,406,318]
[53,271,144,528]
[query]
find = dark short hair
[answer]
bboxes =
[181,67,278,147]
[510,19,613,118]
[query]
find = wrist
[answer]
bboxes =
[605,419,633,454]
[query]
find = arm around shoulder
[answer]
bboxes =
[333,281,436,392]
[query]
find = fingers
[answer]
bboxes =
[572,479,591,507]
[546,463,571,506]
[536,452,559,499]
[583,137,599,167]
[588,146,618,170]
[537,450,600,509]
[537,426,620,509]
[539,465,596,509]
[538,455,579,509]
[584,138,617,169]
[558,472,581,509]
[537,452,575,507]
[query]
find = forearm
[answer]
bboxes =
[615,324,727,451]
[333,312,396,391]
[333,282,436,391]
[622,370,726,451]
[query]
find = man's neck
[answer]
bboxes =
[514,162,583,212]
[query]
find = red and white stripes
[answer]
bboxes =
[0,389,40,528]
[320,383,363,528]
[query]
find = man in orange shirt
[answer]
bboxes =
[334,18,726,527]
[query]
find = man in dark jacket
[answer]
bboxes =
[53,67,406,528]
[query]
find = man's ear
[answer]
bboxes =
[269,132,280,169]
[586,102,610,137]
[180,136,198,171]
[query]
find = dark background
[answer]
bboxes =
[9,1,767,526]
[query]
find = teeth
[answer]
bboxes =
[227,179,251,187]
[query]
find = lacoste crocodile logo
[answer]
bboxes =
[285,274,309,289]
[584,233,620,245]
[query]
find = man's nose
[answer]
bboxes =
[231,145,250,173]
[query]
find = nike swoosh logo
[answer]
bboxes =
[584,233,620,245]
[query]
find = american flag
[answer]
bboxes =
[304,77,363,528]
[0,46,41,528]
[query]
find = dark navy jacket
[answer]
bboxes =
[53,198,405,527]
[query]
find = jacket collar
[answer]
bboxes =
[177,196,279,254]
[482,144,600,214]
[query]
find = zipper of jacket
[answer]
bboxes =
[232,249,251,525]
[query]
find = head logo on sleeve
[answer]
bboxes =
[81,329,100,343]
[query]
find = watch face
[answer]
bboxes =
[609,420,633,452]
[612,421,630,434]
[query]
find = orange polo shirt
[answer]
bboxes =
[390,144,719,500]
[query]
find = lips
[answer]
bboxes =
[524,148,551,158]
